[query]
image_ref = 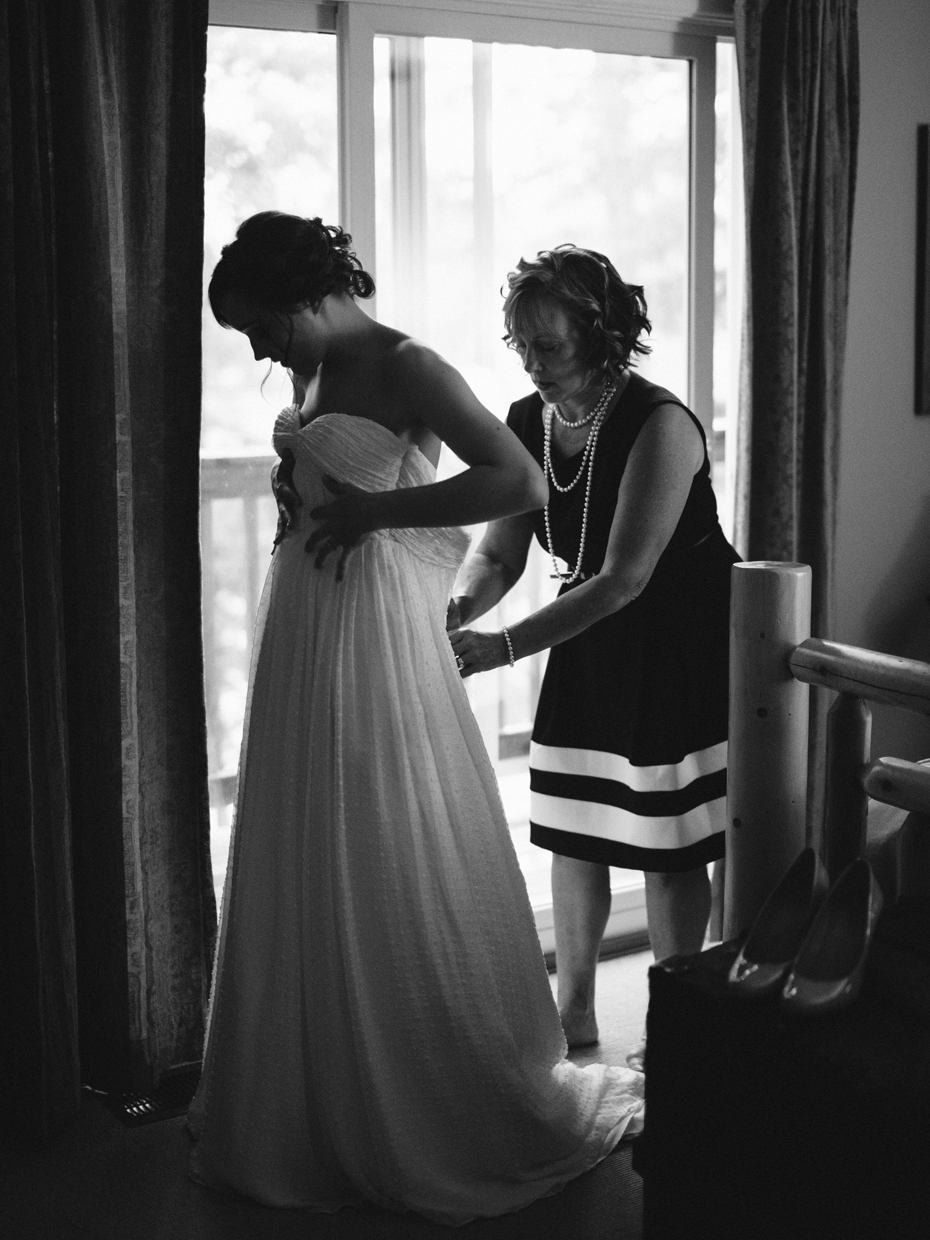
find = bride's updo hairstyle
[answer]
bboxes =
[209,211,375,325]
[503,245,651,380]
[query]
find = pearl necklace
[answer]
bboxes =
[542,380,617,582]
[548,386,611,428]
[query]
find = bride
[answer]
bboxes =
[188,211,644,1225]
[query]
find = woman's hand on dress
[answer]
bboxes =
[306,476,377,581]
[271,447,302,546]
[446,597,463,632]
[448,627,509,678]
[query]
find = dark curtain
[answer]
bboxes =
[0,0,80,1157]
[734,0,860,837]
[0,0,213,1155]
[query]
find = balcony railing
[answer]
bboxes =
[201,456,277,796]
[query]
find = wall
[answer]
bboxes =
[836,0,930,761]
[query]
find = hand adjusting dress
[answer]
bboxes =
[188,409,644,1225]
[508,373,740,874]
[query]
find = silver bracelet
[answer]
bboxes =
[501,626,516,668]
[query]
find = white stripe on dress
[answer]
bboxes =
[530,740,727,792]
[530,791,727,851]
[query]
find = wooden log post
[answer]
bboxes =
[863,759,930,904]
[864,757,930,816]
[724,562,811,938]
[822,693,872,882]
[789,639,930,714]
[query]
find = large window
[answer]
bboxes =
[374,38,690,405]
[202,0,742,952]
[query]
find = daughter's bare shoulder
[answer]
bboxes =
[385,335,460,386]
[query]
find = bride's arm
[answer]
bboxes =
[306,343,547,557]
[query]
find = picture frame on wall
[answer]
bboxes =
[917,124,930,415]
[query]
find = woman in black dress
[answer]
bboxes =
[449,246,739,1056]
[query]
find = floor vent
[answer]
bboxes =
[85,1066,201,1128]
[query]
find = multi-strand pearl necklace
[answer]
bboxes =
[542,380,617,582]
[548,400,602,429]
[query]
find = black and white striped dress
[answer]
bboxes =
[507,374,738,874]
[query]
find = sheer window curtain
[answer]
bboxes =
[734,0,860,838]
[0,0,214,1154]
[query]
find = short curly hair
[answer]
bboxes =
[208,211,375,325]
[503,245,651,378]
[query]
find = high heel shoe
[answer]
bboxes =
[781,857,884,1016]
[728,847,829,999]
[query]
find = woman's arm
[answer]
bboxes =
[450,403,703,675]
[307,342,547,567]
[448,512,536,629]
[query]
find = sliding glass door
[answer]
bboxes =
[202,0,740,952]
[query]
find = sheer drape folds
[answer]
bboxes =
[734,0,860,831]
[0,0,213,1152]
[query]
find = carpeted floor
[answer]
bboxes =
[1,951,652,1240]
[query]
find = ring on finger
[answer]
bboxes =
[455,654,465,671]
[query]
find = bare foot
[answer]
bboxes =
[625,1037,646,1072]
[559,1005,599,1049]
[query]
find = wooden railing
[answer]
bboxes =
[724,561,930,937]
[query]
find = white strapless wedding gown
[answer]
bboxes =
[188,409,644,1225]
